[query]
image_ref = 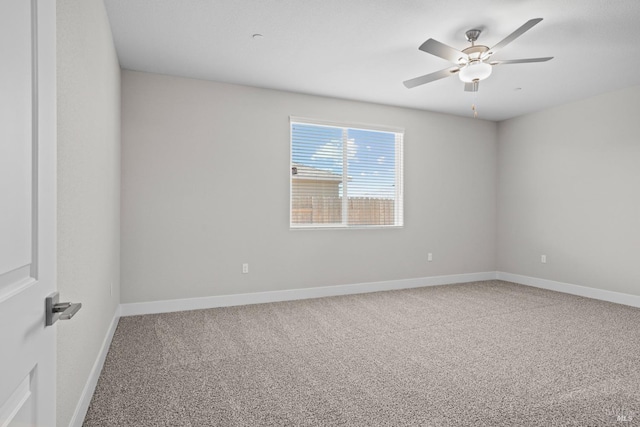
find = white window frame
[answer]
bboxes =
[290,116,404,230]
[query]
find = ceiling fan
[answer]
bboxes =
[404,18,553,92]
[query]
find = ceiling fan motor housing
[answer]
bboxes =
[461,45,490,62]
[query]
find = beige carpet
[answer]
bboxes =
[84,280,640,426]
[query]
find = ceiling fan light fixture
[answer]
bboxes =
[458,61,492,83]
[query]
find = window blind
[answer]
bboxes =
[290,118,403,228]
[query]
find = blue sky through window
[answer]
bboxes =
[292,123,397,199]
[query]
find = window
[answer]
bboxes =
[290,117,403,228]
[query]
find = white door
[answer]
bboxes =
[0,0,57,426]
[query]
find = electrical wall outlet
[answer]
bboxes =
[541,254,547,264]
[428,253,433,262]
[242,263,249,274]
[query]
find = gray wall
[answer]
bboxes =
[497,85,640,296]
[57,0,121,425]
[121,70,497,303]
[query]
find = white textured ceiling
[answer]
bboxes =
[104,0,640,121]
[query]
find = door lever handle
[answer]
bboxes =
[53,301,82,320]
[46,292,82,326]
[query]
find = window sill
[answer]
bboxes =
[290,224,403,231]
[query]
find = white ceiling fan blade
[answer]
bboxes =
[403,67,460,89]
[488,18,543,56]
[419,39,468,64]
[489,57,553,65]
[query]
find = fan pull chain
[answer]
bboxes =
[471,89,479,118]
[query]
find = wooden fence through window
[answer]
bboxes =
[292,196,395,225]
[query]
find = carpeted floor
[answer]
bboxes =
[83,280,640,426]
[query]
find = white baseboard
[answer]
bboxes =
[497,272,640,308]
[69,305,121,427]
[119,272,498,316]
